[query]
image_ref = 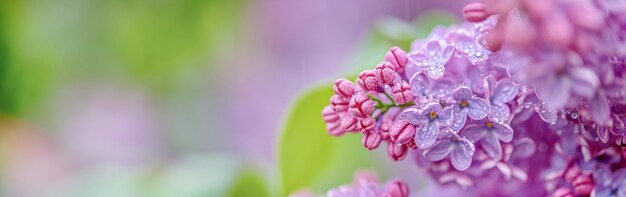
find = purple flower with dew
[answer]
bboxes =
[423,129,475,170]
[450,86,489,131]
[409,73,456,103]
[448,28,490,66]
[408,40,454,79]
[462,118,513,160]
[484,77,519,123]
[401,103,452,149]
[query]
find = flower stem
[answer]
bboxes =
[368,93,414,119]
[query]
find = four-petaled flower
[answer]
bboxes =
[423,129,476,170]
[401,103,452,149]
[450,86,489,131]
[449,31,489,66]
[408,40,454,79]
[462,119,514,160]
[484,77,519,123]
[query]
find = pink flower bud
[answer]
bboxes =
[330,95,349,112]
[357,70,379,91]
[550,187,575,197]
[322,106,346,136]
[392,81,413,104]
[387,142,408,161]
[375,62,396,85]
[341,113,358,132]
[564,165,581,183]
[385,179,409,197]
[333,78,356,98]
[572,175,594,195]
[362,132,383,150]
[349,92,375,118]
[384,47,408,72]
[379,120,392,140]
[358,117,376,133]
[463,2,490,22]
[389,120,416,144]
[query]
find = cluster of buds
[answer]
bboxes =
[322,46,416,161]
[322,0,626,196]
[289,171,409,197]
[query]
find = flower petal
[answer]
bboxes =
[408,53,428,67]
[467,98,489,120]
[400,108,427,125]
[492,122,514,142]
[415,121,440,149]
[423,140,454,161]
[462,124,487,141]
[431,79,456,99]
[536,103,558,124]
[481,134,503,160]
[568,67,600,99]
[441,44,455,61]
[410,73,430,99]
[496,162,512,180]
[425,40,442,57]
[491,79,518,104]
[590,93,610,125]
[451,138,475,170]
[426,65,445,79]
[453,86,473,101]
[489,104,511,123]
[511,165,528,181]
[422,102,443,114]
[453,34,476,54]
[597,127,610,143]
[438,107,453,126]
[450,108,468,131]
[535,75,570,109]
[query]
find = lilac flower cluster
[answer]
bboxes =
[322,0,626,196]
[289,171,409,197]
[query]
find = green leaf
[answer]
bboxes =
[228,169,270,197]
[278,81,382,196]
[278,85,336,196]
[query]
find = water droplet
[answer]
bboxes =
[571,112,578,119]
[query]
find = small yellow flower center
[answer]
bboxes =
[460,100,468,107]
[486,121,494,129]
[429,111,438,119]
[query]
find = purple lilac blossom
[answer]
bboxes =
[321,0,626,195]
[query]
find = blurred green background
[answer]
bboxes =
[0,0,465,196]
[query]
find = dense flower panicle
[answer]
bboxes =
[321,0,626,195]
[289,171,410,197]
